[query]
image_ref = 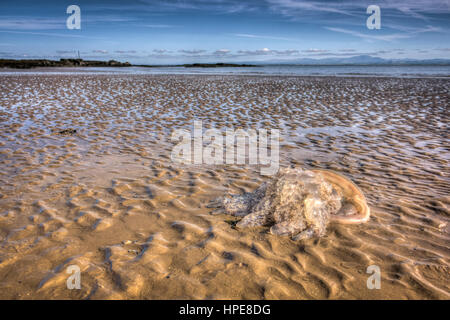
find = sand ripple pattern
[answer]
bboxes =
[0,75,449,299]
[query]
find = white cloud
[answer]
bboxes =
[137,0,262,13]
[0,17,64,30]
[274,49,299,55]
[115,50,137,54]
[214,49,231,55]
[324,27,413,41]
[302,48,329,53]
[56,50,76,54]
[178,49,207,55]
[232,33,294,41]
[268,0,450,18]
[267,0,353,16]
[141,24,177,28]
[325,23,442,42]
[0,30,103,39]
[238,48,274,55]
[153,49,171,54]
[0,15,135,30]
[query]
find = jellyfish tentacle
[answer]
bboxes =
[292,227,316,241]
[206,198,223,208]
[270,217,306,236]
[236,210,268,228]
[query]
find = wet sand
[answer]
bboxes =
[0,74,448,299]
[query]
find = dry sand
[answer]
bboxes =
[0,74,448,299]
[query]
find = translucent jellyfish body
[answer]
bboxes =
[211,167,370,240]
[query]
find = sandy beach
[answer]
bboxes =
[0,74,448,299]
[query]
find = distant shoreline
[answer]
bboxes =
[0,59,258,69]
[138,63,259,68]
[1,58,449,69]
[0,58,131,69]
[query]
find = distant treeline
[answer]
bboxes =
[0,59,132,69]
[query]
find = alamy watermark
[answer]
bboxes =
[171,121,280,176]
[366,265,381,289]
[66,264,81,289]
[366,5,381,30]
[66,5,81,30]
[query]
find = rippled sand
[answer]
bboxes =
[0,74,448,299]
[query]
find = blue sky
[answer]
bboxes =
[0,0,449,64]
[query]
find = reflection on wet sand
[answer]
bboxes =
[0,74,448,299]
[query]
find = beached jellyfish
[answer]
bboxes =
[209,167,370,240]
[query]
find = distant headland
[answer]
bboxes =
[0,59,257,69]
[0,59,132,69]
